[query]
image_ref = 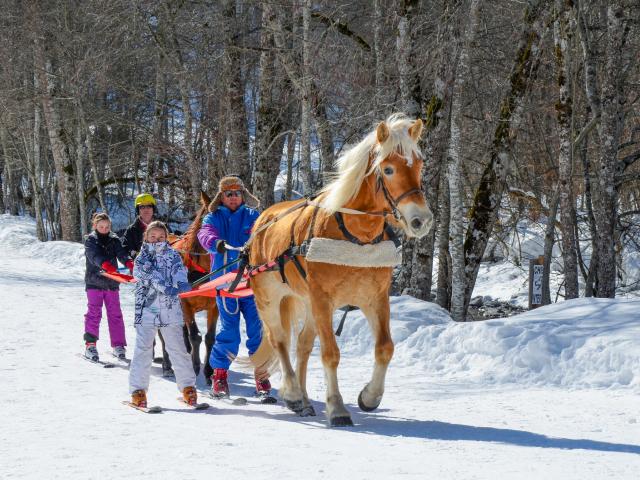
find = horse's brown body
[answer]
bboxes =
[249,115,432,426]
[164,192,219,380]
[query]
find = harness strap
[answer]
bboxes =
[333,212,385,245]
[227,252,249,293]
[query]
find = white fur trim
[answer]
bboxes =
[305,238,401,267]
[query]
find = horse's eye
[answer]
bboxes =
[383,167,394,176]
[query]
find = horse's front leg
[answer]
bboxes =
[357,298,393,412]
[312,295,352,427]
[157,330,174,377]
[183,307,202,376]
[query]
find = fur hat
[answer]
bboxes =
[208,175,260,212]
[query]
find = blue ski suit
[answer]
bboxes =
[197,204,262,370]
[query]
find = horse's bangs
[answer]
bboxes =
[321,114,422,213]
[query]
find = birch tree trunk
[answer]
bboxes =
[34,32,80,241]
[542,191,560,305]
[436,178,452,309]
[373,0,384,115]
[222,0,250,184]
[74,105,87,236]
[463,0,548,313]
[0,127,19,216]
[594,3,628,298]
[410,1,461,301]
[253,3,287,208]
[300,0,312,194]
[554,0,579,299]
[395,0,422,295]
[447,0,482,321]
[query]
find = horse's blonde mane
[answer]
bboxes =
[321,114,422,214]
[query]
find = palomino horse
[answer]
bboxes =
[248,115,433,426]
[164,191,219,381]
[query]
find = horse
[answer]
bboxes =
[247,114,433,426]
[162,191,219,382]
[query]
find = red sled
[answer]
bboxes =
[179,270,253,299]
[101,271,137,284]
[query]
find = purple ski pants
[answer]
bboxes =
[84,289,127,347]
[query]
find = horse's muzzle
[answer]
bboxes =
[400,203,433,239]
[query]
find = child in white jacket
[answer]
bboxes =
[129,221,197,408]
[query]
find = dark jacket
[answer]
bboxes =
[84,231,132,291]
[121,217,147,259]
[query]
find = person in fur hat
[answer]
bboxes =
[197,175,271,399]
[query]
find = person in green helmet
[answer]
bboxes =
[121,193,158,259]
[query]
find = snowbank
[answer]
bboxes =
[0,214,85,277]
[338,296,640,391]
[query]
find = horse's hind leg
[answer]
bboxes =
[295,311,317,417]
[312,295,352,427]
[257,294,304,413]
[357,298,393,412]
[203,302,218,384]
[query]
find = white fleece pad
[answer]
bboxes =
[305,238,401,267]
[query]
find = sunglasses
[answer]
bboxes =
[224,191,242,198]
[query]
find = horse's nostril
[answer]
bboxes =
[411,218,422,230]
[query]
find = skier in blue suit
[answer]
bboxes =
[197,175,271,399]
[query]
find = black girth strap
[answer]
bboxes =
[334,212,385,245]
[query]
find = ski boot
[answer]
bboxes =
[255,373,272,396]
[131,389,147,408]
[113,346,126,360]
[84,342,99,362]
[211,368,230,399]
[182,386,198,406]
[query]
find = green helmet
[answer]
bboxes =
[134,193,156,207]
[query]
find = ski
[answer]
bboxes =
[77,353,116,368]
[176,398,210,410]
[122,401,162,414]
[111,353,131,364]
[202,390,248,406]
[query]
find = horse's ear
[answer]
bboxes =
[201,190,211,206]
[409,118,423,141]
[376,121,390,144]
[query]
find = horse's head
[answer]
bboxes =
[373,117,433,238]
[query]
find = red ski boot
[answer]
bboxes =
[211,368,230,398]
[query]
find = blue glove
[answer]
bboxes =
[165,286,179,296]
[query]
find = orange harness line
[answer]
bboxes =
[184,254,207,273]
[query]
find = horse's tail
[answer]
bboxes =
[235,296,302,379]
[232,339,279,379]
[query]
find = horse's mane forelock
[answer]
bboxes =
[320,113,422,214]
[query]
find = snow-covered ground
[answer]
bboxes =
[0,214,638,479]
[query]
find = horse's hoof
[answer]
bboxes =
[329,415,353,427]
[285,399,304,413]
[358,390,380,412]
[299,405,316,417]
